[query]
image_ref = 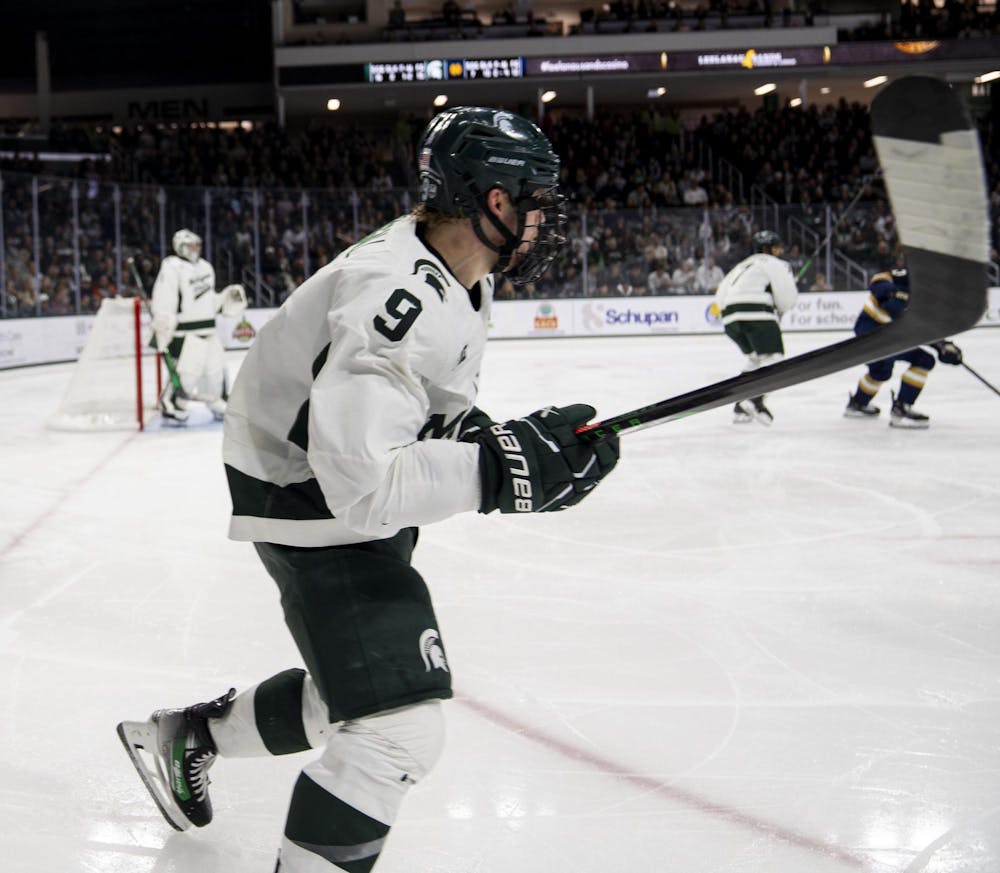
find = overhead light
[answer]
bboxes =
[540,90,556,103]
[754,83,776,96]
[864,76,888,88]
[976,70,1000,83]
[326,98,341,111]
[789,97,802,107]
[433,94,448,107]
[820,86,831,94]
[646,86,666,98]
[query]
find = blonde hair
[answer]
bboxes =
[411,203,465,230]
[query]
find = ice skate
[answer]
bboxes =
[749,396,773,426]
[117,688,234,830]
[158,386,189,424]
[844,393,880,419]
[889,392,929,429]
[734,397,772,426]
[208,398,227,422]
[732,400,754,424]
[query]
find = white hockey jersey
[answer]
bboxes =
[223,215,491,547]
[714,253,798,325]
[151,254,218,337]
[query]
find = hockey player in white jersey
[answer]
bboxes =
[150,228,247,422]
[118,108,620,870]
[714,229,799,425]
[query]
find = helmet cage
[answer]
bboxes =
[472,184,567,285]
[172,229,202,263]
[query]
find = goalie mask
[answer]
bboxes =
[417,107,566,285]
[172,229,202,264]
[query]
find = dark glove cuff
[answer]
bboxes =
[476,441,501,514]
[459,406,494,443]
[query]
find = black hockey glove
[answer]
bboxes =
[475,404,620,514]
[932,340,963,365]
[458,406,495,442]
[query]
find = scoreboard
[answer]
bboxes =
[365,58,524,83]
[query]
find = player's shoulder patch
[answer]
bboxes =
[409,257,451,302]
[869,272,898,296]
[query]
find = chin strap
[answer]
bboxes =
[470,193,525,273]
[468,186,565,286]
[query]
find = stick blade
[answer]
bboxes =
[872,76,989,338]
[871,75,969,142]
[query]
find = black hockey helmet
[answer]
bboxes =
[417,106,566,285]
[752,229,782,253]
[890,266,909,291]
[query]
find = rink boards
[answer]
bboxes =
[3,287,999,369]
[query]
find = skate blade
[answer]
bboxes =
[117,720,191,831]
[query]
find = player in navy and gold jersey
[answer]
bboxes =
[844,267,963,428]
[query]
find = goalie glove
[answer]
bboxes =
[475,404,620,514]
[932,340,963,365]
[217,284,248,316]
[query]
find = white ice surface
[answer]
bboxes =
[2,329,999,873]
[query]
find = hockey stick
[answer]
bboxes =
[577,77,989,443]
[794,170,881,283]
[961,361,1000,398]
[126,256,183,392]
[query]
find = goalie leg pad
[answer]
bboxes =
[174,333,227,414]
[174,333,210,399]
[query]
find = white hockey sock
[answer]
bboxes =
[278,700,445,872]
[209,669,335,757]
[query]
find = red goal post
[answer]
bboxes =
[48,297,163,431]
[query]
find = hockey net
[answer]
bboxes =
[49,297,163,431]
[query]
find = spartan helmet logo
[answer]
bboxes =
[493,111,519,137]
[419,629,449,673]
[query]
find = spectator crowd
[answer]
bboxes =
[2,94,999,316]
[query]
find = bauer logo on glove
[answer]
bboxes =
[475,404,620,514]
